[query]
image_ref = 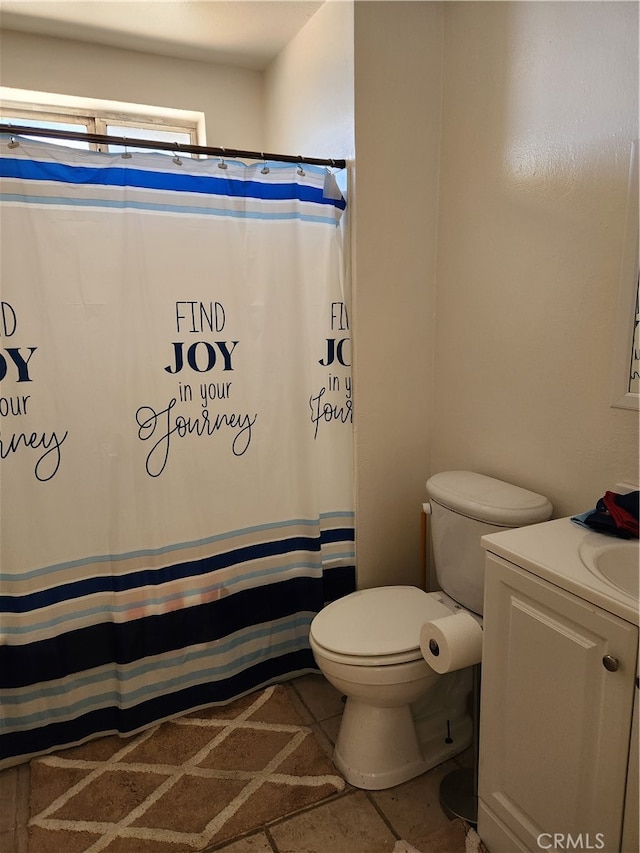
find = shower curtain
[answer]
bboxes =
[0,136,355,768]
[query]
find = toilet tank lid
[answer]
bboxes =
[426,471,552,526]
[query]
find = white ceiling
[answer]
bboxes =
[0,1,325,70]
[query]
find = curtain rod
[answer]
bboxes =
[0,124,347,169]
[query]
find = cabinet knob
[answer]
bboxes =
[602,655,619,672]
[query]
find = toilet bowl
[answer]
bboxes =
[310,471,553,791]
[309,586,473,790]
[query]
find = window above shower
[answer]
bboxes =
[0,87,205,156]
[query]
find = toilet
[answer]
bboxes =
[309,470,552,790]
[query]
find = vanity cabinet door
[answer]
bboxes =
[478,554,638,853]
[622,672,638,852]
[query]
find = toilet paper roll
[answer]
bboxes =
[419,611,483,674]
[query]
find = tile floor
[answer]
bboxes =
[1,673,473,853]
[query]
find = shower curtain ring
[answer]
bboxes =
[261,153,270,174]
[297,157,305,177]
[121,139,132,159]
[173,145,183,166]
[218,147,228,170]
[7,136,19,149]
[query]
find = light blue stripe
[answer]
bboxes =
[0,514,354,583]
[318,551,355,562]
[320,511,355,520]
[2,616,313,706]
[0,635,310,728]
[0,192,340,226]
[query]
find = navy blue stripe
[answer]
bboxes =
[0,649,317,764]
[320,527,354,545]
[1,534,354,613]
[0,158,347,210]
[0,575,325,688]
[322,565,356,603]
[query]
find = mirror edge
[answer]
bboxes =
[610,139,639,412]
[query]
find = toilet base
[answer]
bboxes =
[333,693,472,790]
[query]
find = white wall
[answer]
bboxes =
[0,29,263,149]
[264,0,354,160]
[432,1,639,519]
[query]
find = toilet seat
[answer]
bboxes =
[310,586,455,666]
[309,634,423,667]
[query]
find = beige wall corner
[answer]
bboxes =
[264,0,354,161]
[353,1,444,589]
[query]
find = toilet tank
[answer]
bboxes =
[426,471,552,615]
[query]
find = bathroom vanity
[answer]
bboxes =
[477,518,639,853]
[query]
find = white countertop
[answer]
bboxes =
[482,517,640,626]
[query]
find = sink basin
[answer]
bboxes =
[579,538,640,598]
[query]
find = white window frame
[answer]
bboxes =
[0,87,205,155]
